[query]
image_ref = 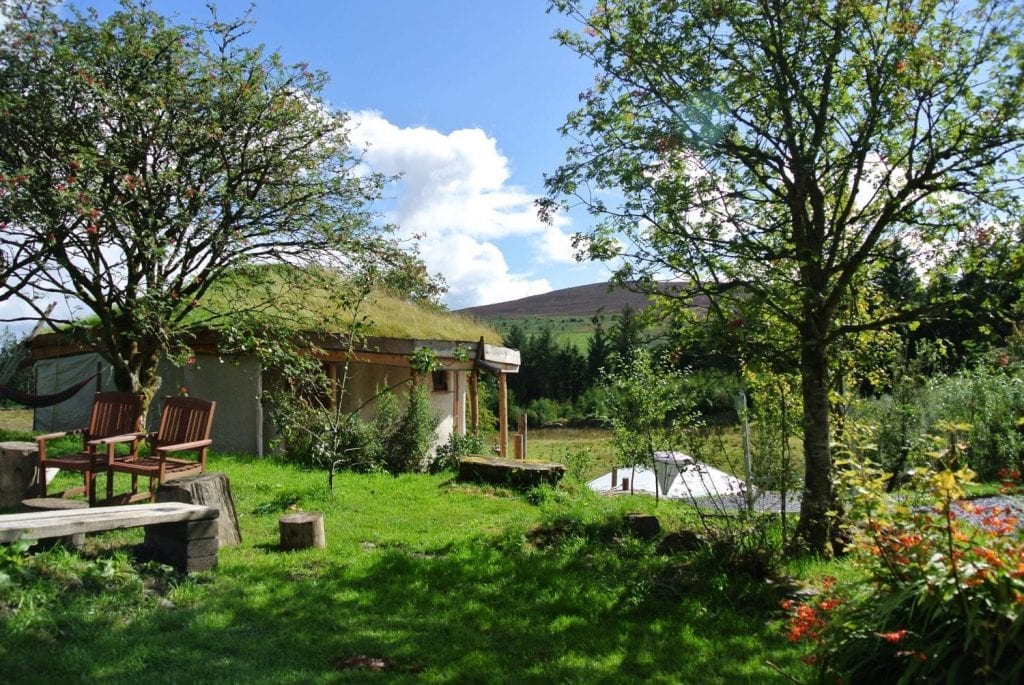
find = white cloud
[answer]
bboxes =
[349,111,575,307]
[419,233,551,310]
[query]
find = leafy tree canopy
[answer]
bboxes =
[0,0,433,403]
[544,0,1024,553]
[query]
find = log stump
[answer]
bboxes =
[624,512,661,540]
[19,497,89,549]
[1,441,40,509]
[154,472,241,547]
[279,511,325,551]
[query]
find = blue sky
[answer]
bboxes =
[33,1,610,313]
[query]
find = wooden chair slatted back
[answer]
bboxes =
[84,392,145,449]
[154,396,216,449]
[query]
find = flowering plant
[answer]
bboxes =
[782,453,1024,683]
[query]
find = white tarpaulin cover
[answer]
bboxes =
[588,451,748,500]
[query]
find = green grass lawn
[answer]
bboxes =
[0,423,814,684]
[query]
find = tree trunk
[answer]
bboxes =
[154,472,242,547]
[109,337,163,412]
[793,329,835,556]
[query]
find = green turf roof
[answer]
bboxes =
[195,266,503,345]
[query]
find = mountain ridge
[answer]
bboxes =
[456,282,660,320]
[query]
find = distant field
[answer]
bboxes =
[489,315,595,350]
[528,426,617,480]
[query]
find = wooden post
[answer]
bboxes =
[453,371,463,435]
[279,511,326,550]
[497,370,508,459]
[513,433,524,460]
[517,414,528,460]
[469,368,479,433]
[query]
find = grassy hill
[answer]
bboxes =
[456,282,671,349]
[457,282,656,319]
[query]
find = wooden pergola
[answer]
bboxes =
[308,335,521,457]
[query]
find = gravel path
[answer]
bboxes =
[688,491,1024,534]
[951,495,1024,533]
[684,491,802,513]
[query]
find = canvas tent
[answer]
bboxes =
[588,452,748,500]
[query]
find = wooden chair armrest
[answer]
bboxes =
[156,439,213,455]
[37,427,86,443]
[91,431,151,446]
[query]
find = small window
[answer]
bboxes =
[432,370,449,392]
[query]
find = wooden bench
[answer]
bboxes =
[457,455,566,489]
[0,502,220,573]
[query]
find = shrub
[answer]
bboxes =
[783,456,1024,683]
[371,385,440,474]
[851,375,933,488]
[270,384,440,475]
[525,397,570,427]
[744,370,803,546]
[266,393,364,470]
[926,365,1024,479]
[679,368,744,418]
[601,349,695,469]
[547,445,597,484]
[428,430,485,474]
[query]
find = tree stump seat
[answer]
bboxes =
[279,511,326,550]
[1,442,41,509]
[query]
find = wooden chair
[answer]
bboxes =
[105,396,216,503]
[36,391,145,506]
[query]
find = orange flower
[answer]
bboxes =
[973,546,1003,568]
[819,597,843,612]
[897,534,922,547]
[879,629,908,644]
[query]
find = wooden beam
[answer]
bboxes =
[497,370,508,459]
[453,371,463,436]
[469,367,479,433]
[318,350,412,368]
